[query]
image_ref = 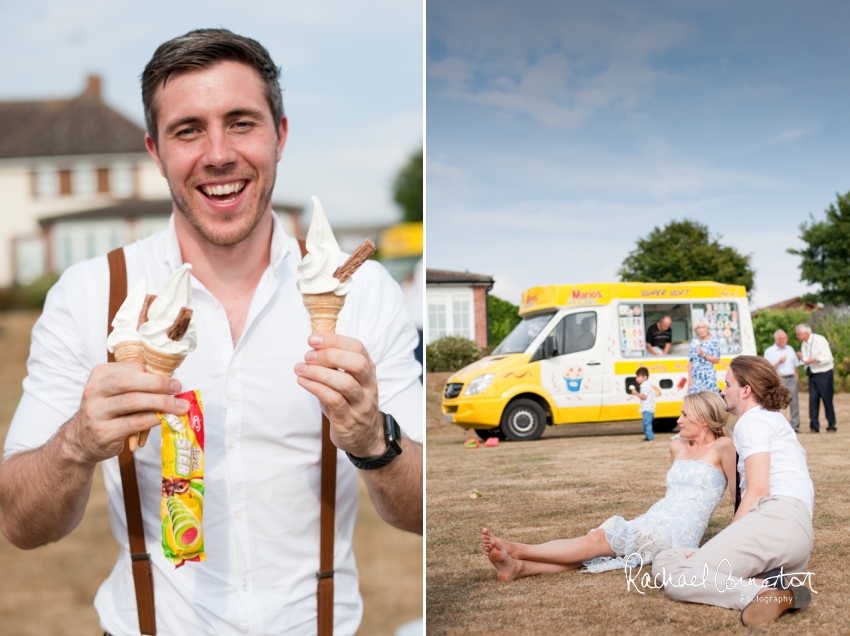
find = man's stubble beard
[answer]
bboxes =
[169,168,276,247]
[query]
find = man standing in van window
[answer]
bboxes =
[646,316,673,356]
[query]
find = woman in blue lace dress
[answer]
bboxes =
[482,391,737,581]
[688,319,721,394]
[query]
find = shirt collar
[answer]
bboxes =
[162,210,292,272]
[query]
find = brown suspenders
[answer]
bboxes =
[107,248,157,635]
[106,241,336,636]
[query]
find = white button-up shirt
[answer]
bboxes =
[763,343,800,377]
[3,214,423,636]
[801,333,834,374]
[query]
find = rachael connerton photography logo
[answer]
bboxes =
[623,555,817,596]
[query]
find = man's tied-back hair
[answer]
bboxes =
[729,355,792,411]
[142,28,284,145]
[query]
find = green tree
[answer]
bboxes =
[393,149,422,222]
[488,294,521,347]
[618,219,755,293]
[751,307,812,355]
[788,191,850,304]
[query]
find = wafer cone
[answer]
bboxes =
[143,346,187,377]
[302,292,345,334]
[112,340,145,363]
[112,341,146,450]
[137,346,187,448]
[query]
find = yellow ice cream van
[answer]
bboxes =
[441,281,755,441]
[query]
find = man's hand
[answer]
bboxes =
[797,351,804,360]
[778,355,786,364]
[294,333,385,458]
[68,362,189,465]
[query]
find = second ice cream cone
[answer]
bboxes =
[143,346,187,377]
[139,346,187,448]
[302,292,345,334]
[113,340,145,363]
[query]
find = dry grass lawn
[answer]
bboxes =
[426,371,850,635]
[0,310,421,636]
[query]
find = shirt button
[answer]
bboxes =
[242,580,249,591]
[234,509,243,519]
[229,368,238,377]
[228,439,237,449]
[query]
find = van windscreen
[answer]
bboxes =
[492,314,553,355]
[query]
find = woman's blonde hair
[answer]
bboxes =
[682,390,730,437]
[693,318,710,334]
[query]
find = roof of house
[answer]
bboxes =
[0,76,147,160]
[38,199,304,227]
[751,296,819,316]
[426,268,494,285]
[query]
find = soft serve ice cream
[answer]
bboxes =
[107,277,150,359]
[296,196,376,333]
[139,264,198,358]
[296,196,352,297]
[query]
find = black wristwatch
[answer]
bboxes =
[345,412,403,470]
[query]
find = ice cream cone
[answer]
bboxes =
[143,346,187,377]
[112,340,145,363]
[138,347,187,448]
[302,292,346,334]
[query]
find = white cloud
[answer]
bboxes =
[773,126,819,143]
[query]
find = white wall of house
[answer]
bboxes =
[0,153,169,285]
[426,285,475,344]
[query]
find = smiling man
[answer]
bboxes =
[0,29,422,636]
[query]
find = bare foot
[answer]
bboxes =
[488,538,523,582]
[482,527,521,557]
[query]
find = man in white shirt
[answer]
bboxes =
[0,29,422,636]
[795,323,836,433]
[763,329,801,432]
[653,355,814,626]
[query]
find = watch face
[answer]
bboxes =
[385,413,403,455]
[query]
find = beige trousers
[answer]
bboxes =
[651,496,813,610]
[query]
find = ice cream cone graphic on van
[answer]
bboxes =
[564,365,583,392]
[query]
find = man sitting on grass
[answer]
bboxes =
[652,355,814,626]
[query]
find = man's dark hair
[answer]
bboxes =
[141,28,284,144]
[636,367,649,377]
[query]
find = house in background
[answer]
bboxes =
[751,296,820,317]
[0,75,303,286]
[425,269,494,349]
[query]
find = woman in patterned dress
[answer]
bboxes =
[481,391,737,580]
[688,319,721,394]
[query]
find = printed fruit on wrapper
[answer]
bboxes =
[167,496,203,551]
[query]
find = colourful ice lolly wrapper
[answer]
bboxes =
[159,390,205,568]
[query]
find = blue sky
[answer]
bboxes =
[0,0,422,226]
[426,0,850,308]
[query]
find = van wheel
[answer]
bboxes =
[475,427,506,441]
[653,418,678,433]
[501,399,546,442]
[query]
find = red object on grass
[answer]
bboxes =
[484,438,499,447]
[463,439,479,448]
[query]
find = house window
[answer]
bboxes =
[428,296,447,343]
[452,297,471,339]
[35,166,60,197]
[426,289,476,344]
[85,233,97,259]
[111,162,134,198]
[73,164,97,195]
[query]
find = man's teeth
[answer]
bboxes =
[201,182,246,196]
